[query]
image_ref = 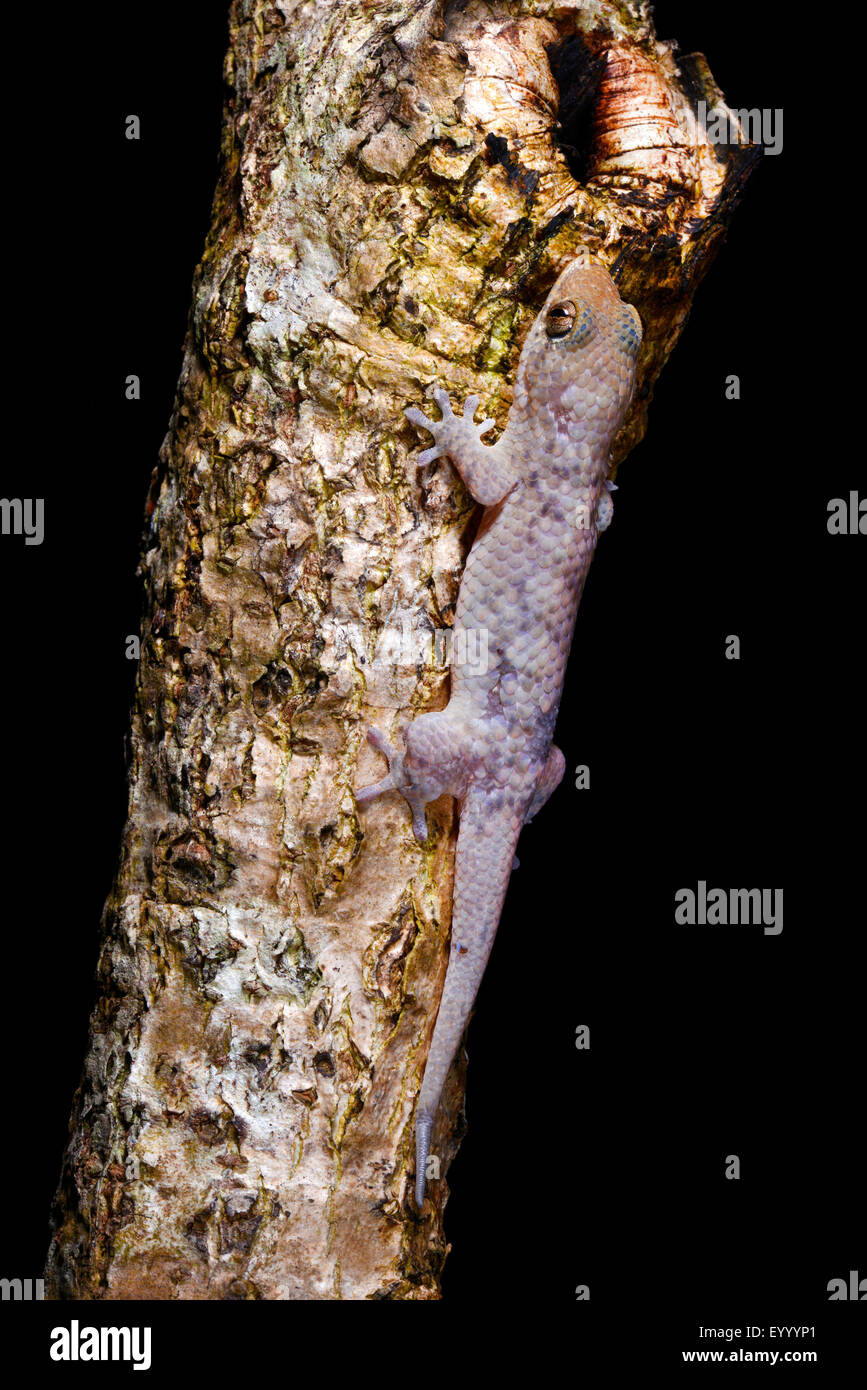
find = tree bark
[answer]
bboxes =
[45,0,757,1300]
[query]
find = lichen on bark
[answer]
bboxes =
[46,0,757,1299]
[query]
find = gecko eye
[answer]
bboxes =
[545,300,577,338]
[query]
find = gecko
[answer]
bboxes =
[356,250,642,1207]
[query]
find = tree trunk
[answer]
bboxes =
[45,0,757,1300]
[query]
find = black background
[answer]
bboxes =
[1,0,863,1364]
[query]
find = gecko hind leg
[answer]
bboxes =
[356,715,470,844]
[524,744,566,824]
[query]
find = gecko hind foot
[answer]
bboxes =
[355,727,430,844]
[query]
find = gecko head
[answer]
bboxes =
[520,249,643,436]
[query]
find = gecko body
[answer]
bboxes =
[356,252,642,1206]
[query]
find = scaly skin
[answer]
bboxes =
[356,252,642,1206]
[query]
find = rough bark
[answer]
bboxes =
[45,0,757,1300]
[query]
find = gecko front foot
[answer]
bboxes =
[405,389,516,506]
[405,390,496,467]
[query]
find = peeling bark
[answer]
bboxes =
[45,0,757,1300]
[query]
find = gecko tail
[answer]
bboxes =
[413,784,526,1207]
[415,1112,434,1208]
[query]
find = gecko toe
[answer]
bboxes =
[405,406,431,430]
[410,803,429,844]
[367,727,399,761]
[356,775,395,805]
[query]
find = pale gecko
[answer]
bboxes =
[356,251,642,1206]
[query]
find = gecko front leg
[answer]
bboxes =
[405,389,517,506]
